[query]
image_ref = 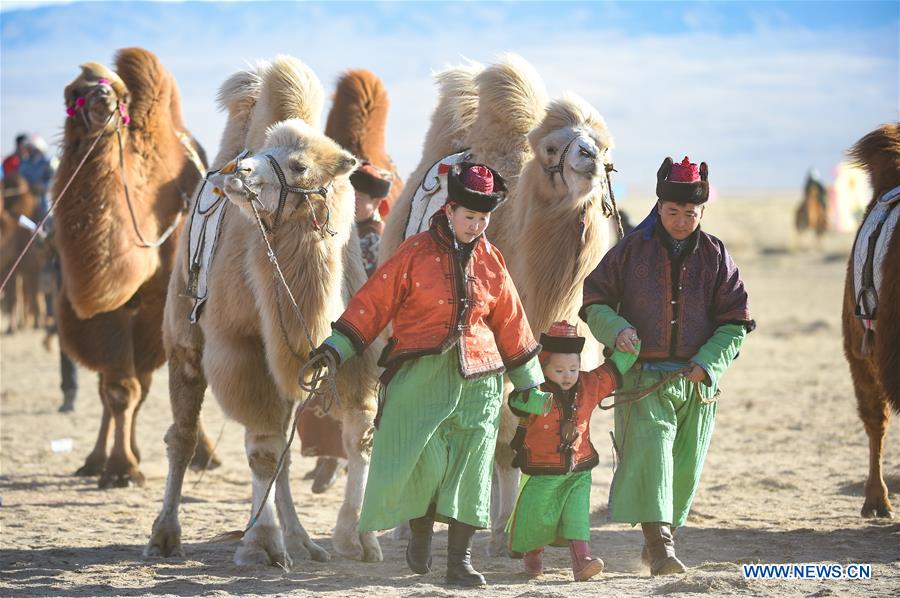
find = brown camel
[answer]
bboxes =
[325,69,404,215]
[145,55,382,566]
[53,47,217,488]
[842,122,900,519]
[1,174,46,332]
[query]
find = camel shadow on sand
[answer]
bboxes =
[2,524,899,596]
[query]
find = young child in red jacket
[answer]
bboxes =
[507,320,637,581]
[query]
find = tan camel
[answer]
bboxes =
[842,123,900,519]
[325,68,404,213]
[145,55,382,566]
[1,174,46,333]
[381,55,617,554]
[53,47,217,488]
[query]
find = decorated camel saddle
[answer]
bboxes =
[401,150,472,240]
[185,150,250,323]
[852,184,900,334]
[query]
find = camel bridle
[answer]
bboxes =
[66,79,130,131]
[261,154,335,235]
[543,132,625,239]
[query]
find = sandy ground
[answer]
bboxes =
[1,197,898,596]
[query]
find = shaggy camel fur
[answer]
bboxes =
[325,69,404,214]
[842,122,900,519]
[53,47,216,488]
[380,55,616,554]
[1,174,45,332]
[145,56,382,566]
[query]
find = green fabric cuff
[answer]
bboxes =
[586,304,633,349]
[609,346,639,376]
[509,387,553,416]
[507,355,545,391]
[691,323,747,387]
[324,329,357,363]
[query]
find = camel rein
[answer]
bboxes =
[209,181,342,546]
[0,110,116,294]
[599,367,720,411]
[114,117,204,248]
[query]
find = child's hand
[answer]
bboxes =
[509,387,553,416]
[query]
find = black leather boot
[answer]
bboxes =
[406,513,435,574]
[641,525,676,567]
[445,519,486,587]
[641,522,686,575]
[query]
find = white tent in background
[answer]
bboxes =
[828,162,871,233]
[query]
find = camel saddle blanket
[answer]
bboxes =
[402,150,472,240]
[852,184,900,329]
[185,150,250,323]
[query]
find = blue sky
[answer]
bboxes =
[1,1,897,196]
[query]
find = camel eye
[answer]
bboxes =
[546,146,557,155]
[289,160,308,175]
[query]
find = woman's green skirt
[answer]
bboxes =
[358,350,503,531]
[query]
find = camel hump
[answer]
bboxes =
[114,47,173,128]
[532,92,613,150]
[244,55,324,150]
[216,63,265,118]
[428,61,483,153]
[267,55,324,127]
[468,53,549,144]
[325,69,390,158]
[848,123,900,197]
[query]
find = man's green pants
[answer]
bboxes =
[608,366,717,528]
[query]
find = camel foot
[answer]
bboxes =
[285,532,331,563]
[487,529,511,558]
[391,521,411,541]
[145,520,184,557]
[190,441,222,472]
[861,497,894,519]
[360,530,383,562]
[98,462,145,489]
[74,454,106,477]
[235,525,290,568]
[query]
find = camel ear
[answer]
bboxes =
[699,162,708,181]
[334,151,358,177]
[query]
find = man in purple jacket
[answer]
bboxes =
[580,156,754,575]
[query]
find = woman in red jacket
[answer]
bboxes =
[311,163,548,587]
[506,321,636,581]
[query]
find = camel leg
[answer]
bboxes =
[273,409,330,564]
[488,404,520,557]
[145,346,208,557]
[849,357,894,518]
[131,371,153,463]
[489,450,520,557]
[333,407,382,562]
[235,429,290,568]
[191,418,223,472]
[98,373,144,488]
[74,373,112,476]
[861,395,893,518]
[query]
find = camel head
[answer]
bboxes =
[210,118,358,228]
[527,93,614,206]
[63,62,130,136]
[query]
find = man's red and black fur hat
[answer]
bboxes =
[656,156,709,204]
[350,161,392,199]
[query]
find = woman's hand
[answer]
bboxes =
[615,327,641,355]
[683,363,708,384]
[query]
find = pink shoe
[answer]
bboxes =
[569,540,604,581]
[523,547,544,577]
